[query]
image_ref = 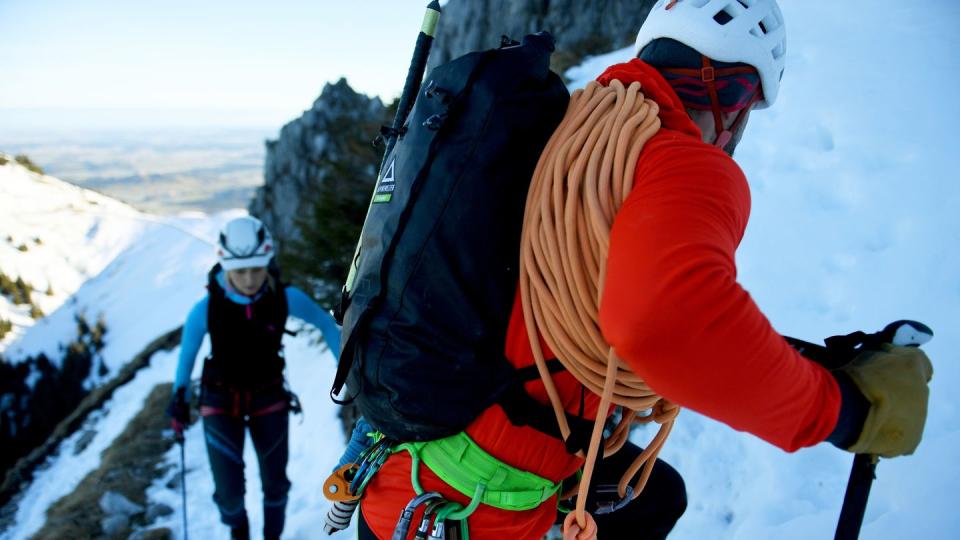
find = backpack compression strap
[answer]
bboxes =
[499,360,596,455]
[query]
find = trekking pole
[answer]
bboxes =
[785,320,933,540]
[179,438,189,540]
[378,0,443,178]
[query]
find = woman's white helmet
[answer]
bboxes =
[635,0,786,109]
[216,216,274,271]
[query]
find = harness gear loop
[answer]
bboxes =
[520,79,681,534]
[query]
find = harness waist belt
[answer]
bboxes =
[397,431,561,512]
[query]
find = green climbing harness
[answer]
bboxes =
[394,431,562,535]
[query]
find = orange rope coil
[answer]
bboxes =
[519,79,681,536]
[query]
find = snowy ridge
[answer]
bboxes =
[0,156,142,351]
[1,155,242,372]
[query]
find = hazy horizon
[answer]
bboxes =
[1,0,428,133]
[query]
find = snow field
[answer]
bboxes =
[0,158,142,350]
[1,348,179,540]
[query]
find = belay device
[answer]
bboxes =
[331,32,570,441]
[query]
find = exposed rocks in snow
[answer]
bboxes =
[23,383,180,539]
[0,329,181,513]
[99,491,145,536]
[144,502,173,523]
[127,527,173,540]
[100,491,145,517]
[72,429,97,456]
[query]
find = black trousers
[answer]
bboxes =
[202,407,291,537]
[578,441,687,539]
[357,441,686,539]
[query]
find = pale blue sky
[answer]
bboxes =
[0,0,434,130]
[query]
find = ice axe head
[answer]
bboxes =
[882,320,933,347]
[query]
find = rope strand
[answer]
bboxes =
[520,80,681,536]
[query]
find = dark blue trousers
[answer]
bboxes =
[202,407,291,537]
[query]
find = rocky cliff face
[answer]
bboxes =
[249,79,387,248]
[429,0,657,74]
[249,1,656,289]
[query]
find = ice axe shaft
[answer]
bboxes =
[834,453,876,540]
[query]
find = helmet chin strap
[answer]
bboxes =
[714,130,733,149]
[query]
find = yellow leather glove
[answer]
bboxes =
[843,345,933,457]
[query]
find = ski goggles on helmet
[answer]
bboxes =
[640,38,763,148]
[659,62,762,113]
[639,37,764,113]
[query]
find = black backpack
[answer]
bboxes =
[332,33,585,443]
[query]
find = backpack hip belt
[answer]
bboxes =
[396,431,561,513]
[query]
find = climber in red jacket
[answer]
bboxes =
[356,1,933,538]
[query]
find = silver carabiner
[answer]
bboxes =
[593,485,634,515]
[393,492,445,540]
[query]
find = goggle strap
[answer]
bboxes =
[701,56,727,142]
[659,66,759,78]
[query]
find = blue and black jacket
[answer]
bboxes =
[173,264,340,411]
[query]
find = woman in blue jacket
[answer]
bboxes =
[167,216,340,540]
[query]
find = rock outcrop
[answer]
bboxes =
[250,2,658,254]
[429,0,658,74]
[249,79,388,249]
[247,2,656,302]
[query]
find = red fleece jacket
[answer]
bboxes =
[360,59,841,540]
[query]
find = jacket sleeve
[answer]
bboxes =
[599,140,841,452]
[285,286,341,361]
[174,296,208,394]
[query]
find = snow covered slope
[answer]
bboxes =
[1,156,241,378]
[0,156,142,350]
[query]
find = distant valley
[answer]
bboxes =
[0,127,273,214]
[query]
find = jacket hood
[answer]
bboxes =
[595,58,702,141]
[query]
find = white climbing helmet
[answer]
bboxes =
[635,0,787,109]
[216,216,274,271]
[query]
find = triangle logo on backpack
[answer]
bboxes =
[373,158,396,204]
